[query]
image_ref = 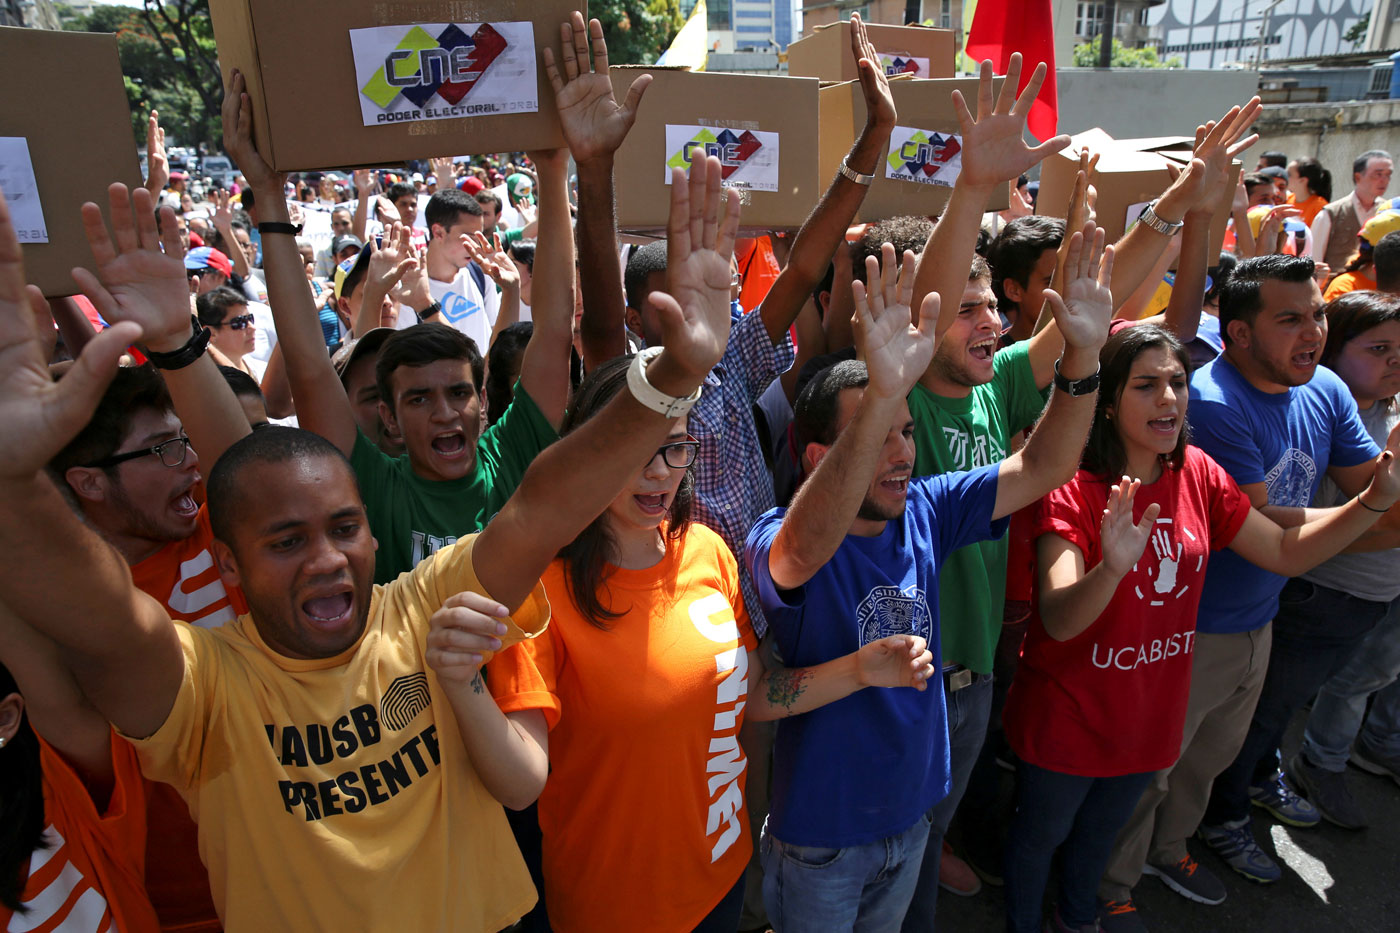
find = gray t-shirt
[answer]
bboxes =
[1302,396,1400,602]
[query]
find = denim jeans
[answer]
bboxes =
[1004,763,1154,932]
[1303,594,1400,771]
[901,672,994,931]
[761,811,931,932]
[1205,578,1389,825]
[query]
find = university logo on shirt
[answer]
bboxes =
[856,584,933,646]
[1129,517,1199,607]
[1264,447,1318,506]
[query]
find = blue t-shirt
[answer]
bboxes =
[744,464,1006,847]
[1189,355,1378,634]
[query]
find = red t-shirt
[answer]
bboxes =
[129,505,235,931]
[1004,447,1251,777]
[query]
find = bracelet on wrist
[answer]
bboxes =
[1358,495,1389,514]
[258,221,303,236]
[144,314,210,371]
[627,346,702,418]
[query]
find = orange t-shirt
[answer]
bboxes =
[489,524,758,933]
[129,505,231,932]
[1324,270,1377,301]
[1294,193,1328,227]
[0,734,160,932]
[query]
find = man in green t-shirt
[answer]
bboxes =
[228,121,577,583]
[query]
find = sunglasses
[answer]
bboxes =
[652,436,700,470]
[213,313,255,330]
[85,435,192,469]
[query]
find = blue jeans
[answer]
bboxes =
[900,671,994,931]
[1303,594,1400,771]
[1004,762,1153,933]
[761,811,931,932]
[1205,578,1389,825]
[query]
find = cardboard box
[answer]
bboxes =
[208,0,576,171]
[787,21,955,82]
[0,27,140,297]
[818,76,1009,223]
[607,67,820,231]
[1036,128,1239,261]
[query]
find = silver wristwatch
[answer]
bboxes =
[1136,200,1185,236]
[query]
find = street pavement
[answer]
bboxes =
[935,712,1400,932]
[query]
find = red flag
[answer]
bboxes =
[966,0,1058,143]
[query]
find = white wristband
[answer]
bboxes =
[627,347,702,418]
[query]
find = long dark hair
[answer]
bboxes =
[558,356,695,629]
[1083,325,1192,481]
[0,662,46,913]
[1293,157,1332,202]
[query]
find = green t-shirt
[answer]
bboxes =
[352,382,557,583]
[907,341,1048,673]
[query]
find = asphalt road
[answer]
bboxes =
[935,713,1400,932]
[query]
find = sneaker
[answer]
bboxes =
[1045,905,1101,932]
[1142,853,1227,905]
[1248,770,1320,827]
[1351,739,1400,787]
[1097,898,1147,933]
[1197,819,1281,884]
[1288,752,1367,830]
[938,842,982,896]
[962,840,1005,887]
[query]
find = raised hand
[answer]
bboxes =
[1363,421,1400,510]
[0,187,140,482]
[1101,477,1162,577]
[954,53,1071,191]
[353,168,377,199]
[850,13,895,131]
[461,232,520,291]
[367,223,418,293]
[212,189,234,230]
[1044,222,1113,353]
[425,591,511,684]
[850,243,938,400]
[144,109,169,195]
[71,184,191,353]
[430,156,456,188]
[651,155,739,388]
[1052,150,1100,299]
[856,635,936,692]
[1184,99,1261,214]
[545,12,650,165]
[1254,204,1303,256]
[221,69,284,195]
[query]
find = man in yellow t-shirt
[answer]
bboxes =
[0,109,741,931]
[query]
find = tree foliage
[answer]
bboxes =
[1073,36,1182,69]
[592,0,684,65]
[1344,12,1369,49]
[64,1,222,149]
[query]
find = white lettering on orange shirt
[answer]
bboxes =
[690,592,749,863]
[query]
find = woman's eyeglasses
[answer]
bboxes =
[212,313,255,330]
[652,436,700,470]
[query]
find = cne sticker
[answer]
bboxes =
[885,126,963,188]
[663,125,781,193]
[349,22,538,127]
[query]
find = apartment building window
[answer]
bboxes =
[938,0,952,28]
[1076,2,1105,37]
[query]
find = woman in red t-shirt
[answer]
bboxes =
[469,358,936,933]
[1001,325,1400,933]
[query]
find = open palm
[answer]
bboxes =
[1045,222,1113,352]
[546,13,650,165]
[1101,478,1161,577]
[955,54,1070,190]
[852,243,938,400]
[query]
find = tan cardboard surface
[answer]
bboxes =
[787,22,955,82]
[0,27,140,297]
[209,0,574,171]
[607,67,820,231]
[819,76,1008,223]
[1037,128,1237,263]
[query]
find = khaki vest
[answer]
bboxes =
[1322,193,1363,271]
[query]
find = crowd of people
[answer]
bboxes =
[0,11,1398,933]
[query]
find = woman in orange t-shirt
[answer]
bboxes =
[1287,157,1332,227]
[0,646,160,932]
[486,358,937,933]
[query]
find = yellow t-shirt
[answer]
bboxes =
[127,535,548,932]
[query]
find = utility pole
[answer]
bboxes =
[1099,0,1117,68]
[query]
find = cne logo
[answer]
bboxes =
[880,54,921,76]
[889,131,961,179]
[360,23,508,111]
[668,128,765,180]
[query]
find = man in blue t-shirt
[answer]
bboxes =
[1103,255,1382,914]
[744,232,1113,930]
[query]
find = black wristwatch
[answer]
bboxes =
[1053,358,1100,397]
[417,301,442,322]
[257,221,303,236]
[145,314,211,371]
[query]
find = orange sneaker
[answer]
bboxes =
[937,841,982,897]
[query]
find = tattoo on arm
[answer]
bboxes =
[766,668,814,715]
[470,672,484,695]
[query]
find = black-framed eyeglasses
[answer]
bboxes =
[653,436,700,470]
[212,313,255,330]
[85,435,192,469]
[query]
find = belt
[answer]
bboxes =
[942,664,974,693]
